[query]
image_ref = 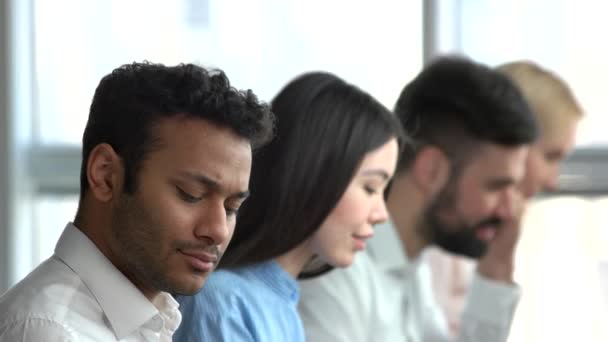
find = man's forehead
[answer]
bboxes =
[150,117,253,190]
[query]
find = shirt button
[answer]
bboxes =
[149,316,163,331]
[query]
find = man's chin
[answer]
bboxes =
[163,276,209,296]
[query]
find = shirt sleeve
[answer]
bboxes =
[298,254,375,342]
[174,293,254,342]
[0,316,78,342]
[456,272,521,342]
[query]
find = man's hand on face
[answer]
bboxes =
[477,190,527,284]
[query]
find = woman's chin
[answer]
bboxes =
[329,252,355,269]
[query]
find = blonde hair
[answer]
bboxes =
[496,61,583,133]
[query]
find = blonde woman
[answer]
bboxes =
[498,61,582,197]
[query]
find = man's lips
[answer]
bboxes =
[179,249,218,272]
[476,226,497,241]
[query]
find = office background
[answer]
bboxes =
[1,0,607,340]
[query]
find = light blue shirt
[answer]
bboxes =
[174,260,305,342]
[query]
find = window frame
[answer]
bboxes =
[0,0,10,293]
[1,0,37,293]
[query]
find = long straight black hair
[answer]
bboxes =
[218,71,406,277]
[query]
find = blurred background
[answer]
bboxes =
[1,0,607,340]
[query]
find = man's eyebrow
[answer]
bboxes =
[546,150,565,160]
[486,177,515,189]
[360,169,391,180]
[179,171,250,198]
[233,190,250,200]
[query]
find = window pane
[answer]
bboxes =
[510,196,608,341]
[33,195,79,265]
[34,0,423,145]
[459,0,608,147]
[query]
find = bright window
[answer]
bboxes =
[459,0,608,147]
[5,0,423,287]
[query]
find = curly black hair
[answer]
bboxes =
[79,61,275,196]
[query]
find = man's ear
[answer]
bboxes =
[411,146,450,198]
[86,143,123,202]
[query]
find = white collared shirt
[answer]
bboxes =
[298,220,521,342]
[0,223,182,341]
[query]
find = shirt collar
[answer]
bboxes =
[245,260,300,304]
[151,291,182,335]
[54,223,180,339]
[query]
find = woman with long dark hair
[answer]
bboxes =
[175,71,406,341]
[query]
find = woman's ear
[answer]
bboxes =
[86,143,123,202]
[411,146,450,198]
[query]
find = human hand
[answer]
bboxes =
[477,191,527,283]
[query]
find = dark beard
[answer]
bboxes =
[425,207,501,258]
[111,191,222,295]
[110,192,175,293]
[422,181,502,258]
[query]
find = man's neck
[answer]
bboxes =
[74,209,160,301]
[386,176,430,260]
